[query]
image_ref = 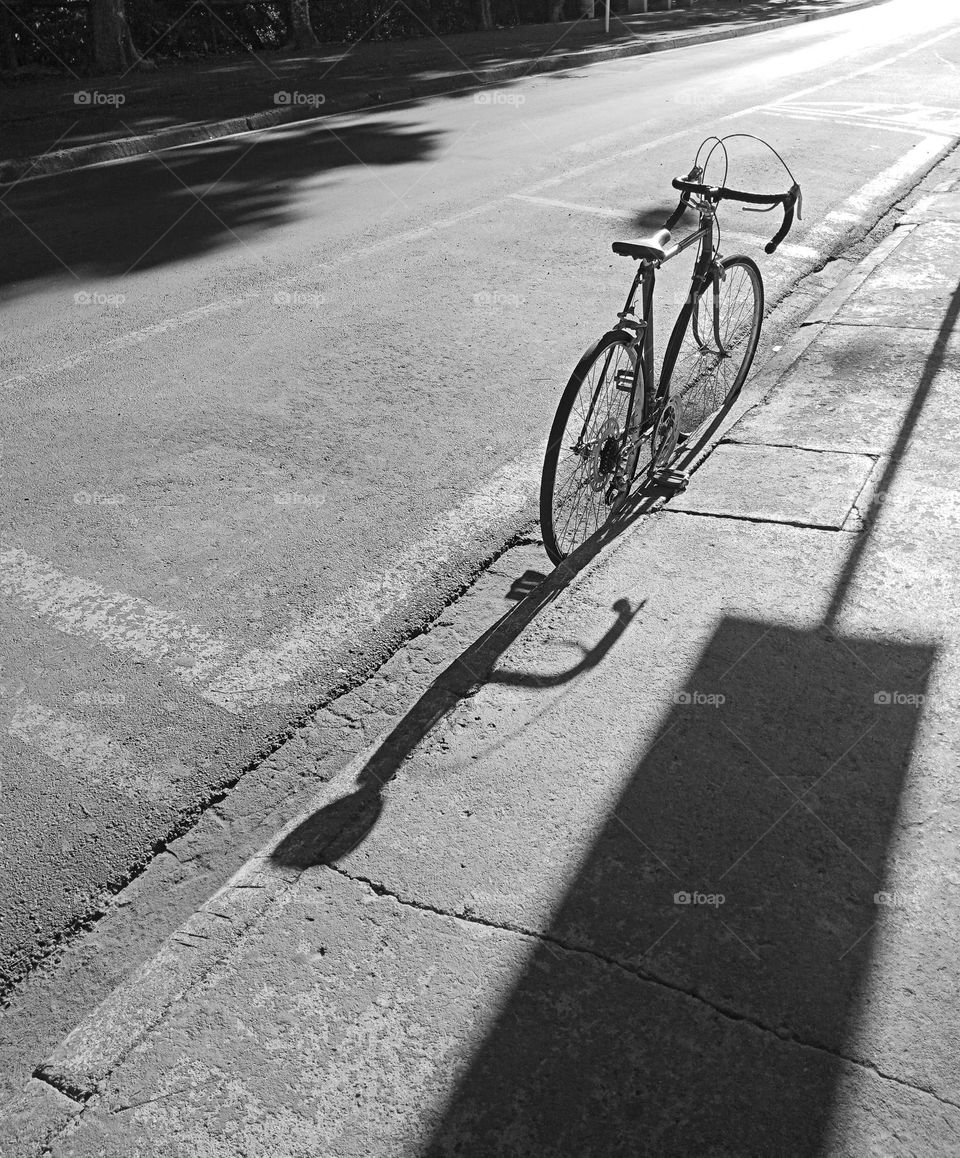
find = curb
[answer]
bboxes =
[0,0,892,186]
[20,188,930,1117]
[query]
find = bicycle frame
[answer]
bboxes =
[616,200,720,439]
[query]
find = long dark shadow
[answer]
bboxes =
[823,276,960,625]
[422,618,935,1155]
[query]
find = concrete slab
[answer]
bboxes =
[729,325,960,458]
[304,510,956,1110]
[832,222,960,329]
[666,443,874,527]
[901,192,960,225]
[46,872,960,1158]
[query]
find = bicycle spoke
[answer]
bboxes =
[669,259,761,433]
[542,336,647,560]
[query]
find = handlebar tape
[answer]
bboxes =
[670,176,801,255]
[765,183,801,254]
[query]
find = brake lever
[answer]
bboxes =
[741,203,777,214]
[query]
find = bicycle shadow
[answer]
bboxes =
[270,548,644,870]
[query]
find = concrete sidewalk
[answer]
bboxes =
[6,169,960,1158]
[0,0,889,184]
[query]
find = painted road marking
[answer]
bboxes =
[0,544,234,691]
[7,698,180,799]
[6,21,960,392]
[1,201,502,392]
[202,451,540,710]
[0,452,539,714]
[763,101,960,136]
[1,293,259,392]
[509,196,821,263]
[808,134,948,234]
[723,22,960,124]
[511,194,632,218]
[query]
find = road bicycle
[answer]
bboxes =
[539,134,802,565]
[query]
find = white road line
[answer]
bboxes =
[720,232,820,262]
[0,202,506,392]
[7,21,960,391]
[508,200,822,262]
[722,22,960,123]
[759,110,930,135]
[812,134,949,234]
[511,194,632,218]
[202,451,539,710]
[0,449,536,716]
[7,698,180,799]
[0,544,235,693]
[1,294,260,392]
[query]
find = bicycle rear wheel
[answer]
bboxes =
[540,330,651,565]
[666,255,763,434]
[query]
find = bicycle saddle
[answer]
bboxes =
[612,227,672,262]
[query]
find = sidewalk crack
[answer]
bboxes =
[329,865,960,1114]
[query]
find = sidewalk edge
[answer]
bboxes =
[17,204,925,1127]
[0,0,892,187]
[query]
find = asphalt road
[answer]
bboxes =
[2,0,959,993]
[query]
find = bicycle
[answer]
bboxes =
[539,134,802,565]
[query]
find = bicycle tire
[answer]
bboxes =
[663,255,763,434]
[540,330,650,565]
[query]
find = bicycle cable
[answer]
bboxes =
[690,133,802,225]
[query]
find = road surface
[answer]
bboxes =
[2,0,959,996]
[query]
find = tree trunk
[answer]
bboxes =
[287,0,320,49]
[477,0,494,30]
[0,3,17,72]
[90,0,139,73]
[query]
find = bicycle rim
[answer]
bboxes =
[540,333,644,564]
[668,256,763,433]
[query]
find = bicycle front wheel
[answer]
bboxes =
[666,255,764,434]
[540,330,650,565]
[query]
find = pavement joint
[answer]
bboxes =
[327,866,960,1114]
[720,438,883,459]
[660,507,857,532]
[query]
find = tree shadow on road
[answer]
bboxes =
[0,116,441,297]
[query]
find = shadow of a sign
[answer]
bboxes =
[423,617,935,1155]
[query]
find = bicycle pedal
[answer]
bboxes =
[652,466,690,491]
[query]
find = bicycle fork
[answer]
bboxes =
[691,260,730,358]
